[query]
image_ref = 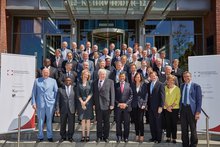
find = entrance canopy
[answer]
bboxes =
[7,0,210,22]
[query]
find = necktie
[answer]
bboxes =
[184,84,188,105]
[67,86,70,97]
[150,82,154,94]
[56,57,59,67]
[98,81,102,90]
[67,72,70,77]
[120,82,124,93]
[132,73,135,82]
[152,55,155,63]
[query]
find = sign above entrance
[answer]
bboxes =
[77,0,148,7]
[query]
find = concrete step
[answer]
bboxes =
[0,123,212,141]
[0,140,220,147]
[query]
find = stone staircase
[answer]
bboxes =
[0,116,220,147]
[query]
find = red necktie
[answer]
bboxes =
[152,56,156,63]
[120,82,124,93]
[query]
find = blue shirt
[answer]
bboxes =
[182,82,192,105]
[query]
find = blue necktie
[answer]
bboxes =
[183,84,188,105]
[150,82,154,94]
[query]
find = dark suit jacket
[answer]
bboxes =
[131,83,148,108]
[111,56,120,67]
[78,60,95,74]
[180,83,202,115]
[109,69,128,83]
[56,86,76,114]
[172,68,183,85]
[115,82,133,112]
[161,58,170,67]
[93,79,115,111]
[62,60,78,72]
[147,80,165,112]
[159,74,179,87]
[90,58,101,71]
[58,70,77,87]
[153,66,165,78]
[137,68,149,80]
[51,56,64,73]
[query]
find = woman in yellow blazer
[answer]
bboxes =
[164,75,180,143]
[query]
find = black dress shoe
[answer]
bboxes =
[86,136,90,142]
[68,138,73,142]
[48,138,53,142]
[124,138,128,143]
[116,137,121,143]
[59,138,66,142]
[166,139,171,143]
[172,140,177,144]
[154,140,161,144]
[81,137,85,142]
[104,138,109,143]
[96,138,101,142]
[36,138,43,142]
[148,138,155,142]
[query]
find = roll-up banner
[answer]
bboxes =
[0,53,36,134]
[189,55,220,134]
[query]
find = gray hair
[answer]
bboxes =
[98,68,107,75]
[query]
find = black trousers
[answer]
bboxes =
[132,107,145,136]
[148,109,162,141]
[60,109,75,139]
[116,108,130,139]
[96,109,110,139]
[165,109,179,139]
[180,105,198,147]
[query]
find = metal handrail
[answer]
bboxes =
[201,108,210,147]
[17,98,32,147]
[17,52,37,147]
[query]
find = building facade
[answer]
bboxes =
[0,0,219,68]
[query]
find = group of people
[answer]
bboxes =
[31,41,202,147]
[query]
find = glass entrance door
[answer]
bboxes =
[154,36,170,59]
[92,28,125,51]
[44,35,70,59]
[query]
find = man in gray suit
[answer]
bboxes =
[56,77,76,142]
[93,69,115,142]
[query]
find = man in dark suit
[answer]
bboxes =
[120,43,127,56]
[90,51,101,71]
[37,58,58,80]
[109,61,128,84]
[78,51,94,74]
[160,51,170,68]
[93,69,115,142]
[58,62,77,87]
[128,63,137,85]
[180,71,202,147]
[62,52,78,72]
[56,77,76,142]
[111,49,121,67]
[147,71,165,143]
[137,60,148,80]
[51,49,64,76]
[93,60,110,80]
[153,58,165,79]
[159,65,179,86]
[172,59,183,85]
[71,42,80,62]
[115,72,133,142]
